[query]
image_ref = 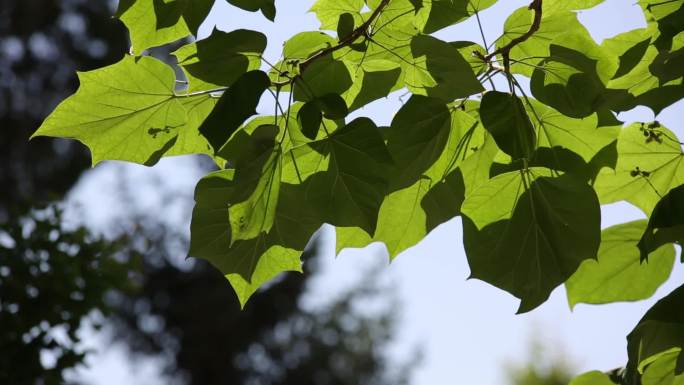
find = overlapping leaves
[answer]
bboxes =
[33,1,684,375]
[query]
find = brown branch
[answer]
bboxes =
[298,0,391,72]
[484,0,542,73]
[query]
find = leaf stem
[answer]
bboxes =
[470,2,497,91]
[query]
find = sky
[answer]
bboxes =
[64,0,684,384]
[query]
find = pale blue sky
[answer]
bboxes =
[65,1,684,384]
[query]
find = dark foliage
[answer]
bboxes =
[0,0,127,214]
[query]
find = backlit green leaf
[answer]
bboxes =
[595,122,684,214]
[627,283,684,381]
[190,169,320,306]
[463,170,601,313]
[283,32,336,60]
[641,350,684,385]
[294,56,353,101]
[309,0,364,31]
[284,118,393,234]
[174,29,266,92]
[227,0,276,20]
[638,183,684,261]
[228,147,282,245]
[499,7,593,77]
[116,0,214,53]
[480,91,536,160]
[526,98,618,163]
[566,220,675,308]
[569,371,617,385]
[297,101,323,140]
[370,104,478,258]
[199,70,271,152]
[32,55,188,166]
[406,34,484,100]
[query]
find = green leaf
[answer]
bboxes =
[386,95,453,189]
[283,32,336,60]
[636,84,684,116]
[297,101,323,140]
[641,350,684,385]
[602,28,653,80]
[451,41,488,76]
[337,12,355,41]
[371,107,478,258]
[174,29,266,92]
[199,70,271,152]
[342,59,403,112]
[413,0,499,34]
[294,56,353,101]
[627,284,684,381]
[290,95,347,141]
[373,178,440,257]
[116,0,214,53]
[407,34,484,100]
[565,220,675,308]
[526,98,618,163]
[594,122,684,215]
[368,0,418,30]
[480,91,536,160]
[165,95,216,158]
[457,114,501,195]
[373,172,465,258]
[283,118,393,234]
[546,0,606,13]
[649,34,684,84]
[334,105,479,258]
[309,0,364,31]
[228,146,282,245]
[225,246,300,308]
[569,371,617,385]
[226,0,276,21]
[414,0,467,33]
[602,28,684,116]
[638,183,684,261]
[530,32,622,119]
[32,55,188,166]
[336,21,482,101]
[462,170,601,313]
[640,0,684,50]
[315,93,348,119]
[499,7,594,77]
[189,170,320,306]
[335,226,373,254]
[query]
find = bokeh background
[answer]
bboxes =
[1,0,682,384]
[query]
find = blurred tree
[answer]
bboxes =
[506,336,575,385]
[0,1,133,383]
[0,0,127,214]
[108,214,415,385]
[0,206,137,385]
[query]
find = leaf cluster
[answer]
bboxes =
[32,0,684,382]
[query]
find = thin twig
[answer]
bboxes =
[299,0,392,72]
[471,3,497,91]
[484,0,542,74]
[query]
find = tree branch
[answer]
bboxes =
[299,0,392,72]
[484,0,542,73]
